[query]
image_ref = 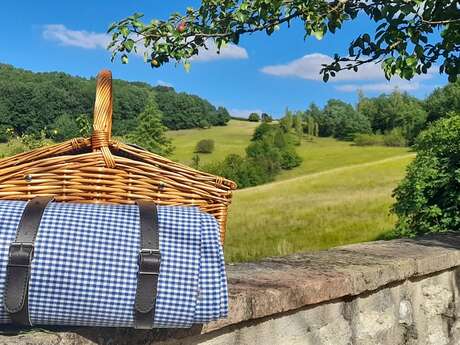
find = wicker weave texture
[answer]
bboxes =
[0,70,236,242]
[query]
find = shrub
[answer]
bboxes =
[191,154,200,169]
[0,126,9,143]
[353,133,385,146]
[248,113,260,122]
[261,113,273,122]
[203,154,271,188]
[280,147,302,169]
[206,120,303,189]
[195,139,215,153]
[252,122,272,141]
[50,114,81,141]
[286,132,301,146]
[198,119,210,128]
[383,128,407,147]
[246,138,282,178]
[392,114,460,237]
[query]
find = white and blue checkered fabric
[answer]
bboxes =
[0,200,228,328]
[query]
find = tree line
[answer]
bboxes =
[278,81,460,147]
[0,63,231,140]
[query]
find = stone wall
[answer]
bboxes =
[2,233,460,345]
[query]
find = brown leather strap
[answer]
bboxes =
[4,196,54,326]
[134,200,160,329]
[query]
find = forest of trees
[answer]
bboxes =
[284,81,460,147]
[0,64,231,139]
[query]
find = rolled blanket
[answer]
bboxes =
[0,200,228,328]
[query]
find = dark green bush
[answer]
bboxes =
[50,114,81,141]
[203,154,270,188]
[252,122,272,141]
[261,113,273,122]
[248,113,260,122]
[0,125,9,143]
[246,138,282,178]
[205,122,302,188]
[392,114,460,237]
[195,139,215,153]
[353,133,385,146]
[383,128,407,147]
[280,147,302,169]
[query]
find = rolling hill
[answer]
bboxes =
[167,120,413,262]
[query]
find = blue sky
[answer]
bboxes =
[1,1,448,118]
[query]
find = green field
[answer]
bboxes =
[167,120,413,262]
[225,155,413,262]
[167,120,259,165]
[168,120,410,180]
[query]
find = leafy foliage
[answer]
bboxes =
[0,64,231,136]
[205,121,302,188]
[0,126,10,144]
[392,114,460,237]
[204,154,270,189]
[261,113,273,123]
[316,99,371,140]
[424,80,460,122]
[0,131,53,158]
[353,133,385,146]
[50,114,82,141]
[248,112,260,122]
[383,128,407,147]
[154,86,230,129]
[195,139,215,153]
[109,1,460,82]
[127,98,174,156]
[358,91,427,144]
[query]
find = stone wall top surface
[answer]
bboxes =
[2,233,460,345]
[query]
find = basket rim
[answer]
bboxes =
[0,136,238,191]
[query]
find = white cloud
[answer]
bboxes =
[43,25,248,62]
[261,53,436,92]
[190,40,248,62]
[261,53,387,81]
[335,81,421,93]
[43,24,110,49]
[156,80,173,87]
[229,108,264,118]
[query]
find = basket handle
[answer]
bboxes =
[92,70,116,168]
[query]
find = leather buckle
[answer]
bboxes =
[8,242,34,268]
[138,249,160,276]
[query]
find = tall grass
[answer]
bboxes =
[224,155,414,263]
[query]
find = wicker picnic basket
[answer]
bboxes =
[0,70,236,243]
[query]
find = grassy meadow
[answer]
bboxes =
[167,120,414,262]
[167,120,259,165]
[225,155,413,262]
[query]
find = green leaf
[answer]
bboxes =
[313,30,324,40]
[184,61,191,73]
[121,54,129,64]
[124,39,135,52]
[120,26,130,38]
[406,56,417,66]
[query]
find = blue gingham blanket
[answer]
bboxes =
[0,200,228,328]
